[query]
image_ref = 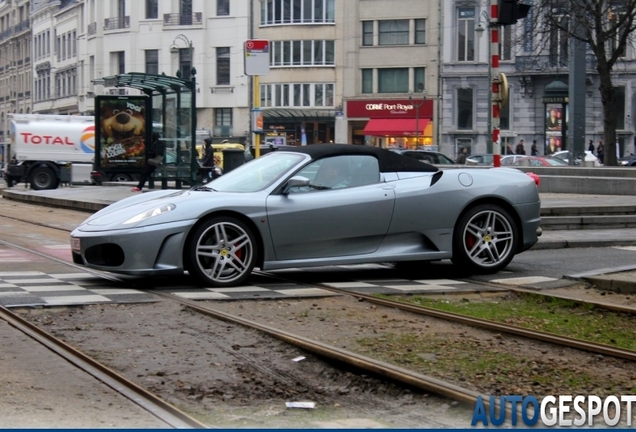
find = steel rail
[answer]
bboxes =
[0,305,209,429]
[149,290,509,415]
[308,284,636,362]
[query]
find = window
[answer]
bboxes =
[216,47,230,85]
[609,10,627,57]
[117,51,125,74]
[290,155,379,193]
[261,0,335,25]
[549,15,569,67]
[179,48,192,80]
[259,83,335,107]
[271,40,335,66]
[362,21,373,46]
[214,108,233,137]
[457,8,475,62]
[180,0,193,25]
[379,20,409,45]
[614,86,625,130]
[500,89,510,129]
[415,19,426,44]
[362,69,372,94]
[146,0,158,19]
[500,25,512,61]
[145,50,159,75]
[378,68,408,93]
[457,87,473,130]
[217,0,229,16]
[414,67,425,93]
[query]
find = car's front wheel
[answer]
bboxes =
[187,217,256,287]
[452,204,517,274]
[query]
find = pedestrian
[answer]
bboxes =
[588,140,595,154]
[506,144,514,155]
[515,139,526,155]
[132,133,161,192]
[200,137,214,167]
[456,147,468,164]
[531,140,539,156]
[597,140,605,165]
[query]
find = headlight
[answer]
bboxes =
[123,204,176,225]
[619,160,628,165]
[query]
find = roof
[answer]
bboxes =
[100,73,194,94]
[281,144,439,173]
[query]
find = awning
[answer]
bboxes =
[363,118,431,137]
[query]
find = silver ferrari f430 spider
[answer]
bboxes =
[71,144,541,287]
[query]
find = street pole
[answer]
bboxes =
[409,92,426,148]
[490,0,501,167]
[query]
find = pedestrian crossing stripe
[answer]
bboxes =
[490,276,558,285]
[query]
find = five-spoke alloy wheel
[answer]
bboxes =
[452,204,518,274]
[187,217,256,287]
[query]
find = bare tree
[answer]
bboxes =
[529,0,636,166]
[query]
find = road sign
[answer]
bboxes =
[244,40,270,76]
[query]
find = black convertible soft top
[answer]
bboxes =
[280,143,439,173]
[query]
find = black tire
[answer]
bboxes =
[30,166,59,190]
[186,216,256,287]
[111,174,132,182]
[451,204,518,274]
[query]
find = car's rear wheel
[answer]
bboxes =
[452,204,517,274]
[111,174,132,182]
[187,217,256,287]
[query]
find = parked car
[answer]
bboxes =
[70,144,541,287]
[512,156,570,167]
[466,154,522,166]
[389,149,455,165]
[551,150,601,166]
[618,154,636,167]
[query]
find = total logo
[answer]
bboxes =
[80,125,95,153]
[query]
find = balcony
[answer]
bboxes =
[13,20,30,34]
[88,22,97,36]
[104,16,130,31]
[163,13,202,26]
[515,54,597,73]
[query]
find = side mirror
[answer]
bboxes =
[283,175,310,195]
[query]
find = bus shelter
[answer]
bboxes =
[97,72,197,188]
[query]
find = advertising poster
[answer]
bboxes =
[545,104,562,131]
[96,96,148,168]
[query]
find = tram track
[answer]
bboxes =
[3,213,636,425]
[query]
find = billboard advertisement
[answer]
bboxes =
[95,96,149,169]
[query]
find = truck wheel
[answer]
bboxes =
[30,166,59,190]
[111,174,132,182]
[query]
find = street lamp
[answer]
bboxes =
[409,89,427,149]
[169,34,195,79]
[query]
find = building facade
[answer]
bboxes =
[0,0,634,165]
[0,0,32,164]
[440,1,636,160]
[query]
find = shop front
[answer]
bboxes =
[262,108,335,147]
[346,99,434,148]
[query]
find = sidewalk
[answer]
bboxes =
[1,180,636,292]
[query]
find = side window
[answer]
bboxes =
[290,155,379,193]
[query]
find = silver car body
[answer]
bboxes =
[71,144,541,287]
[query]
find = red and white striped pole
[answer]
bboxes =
[490,1,501,167]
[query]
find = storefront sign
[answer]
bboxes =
[347,99,433,119]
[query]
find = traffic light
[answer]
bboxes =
[498,0,531,26]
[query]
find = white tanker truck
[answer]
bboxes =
[4,114,95,190]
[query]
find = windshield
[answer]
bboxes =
[209,152,306,192]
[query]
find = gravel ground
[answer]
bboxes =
[13,285,636,428]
